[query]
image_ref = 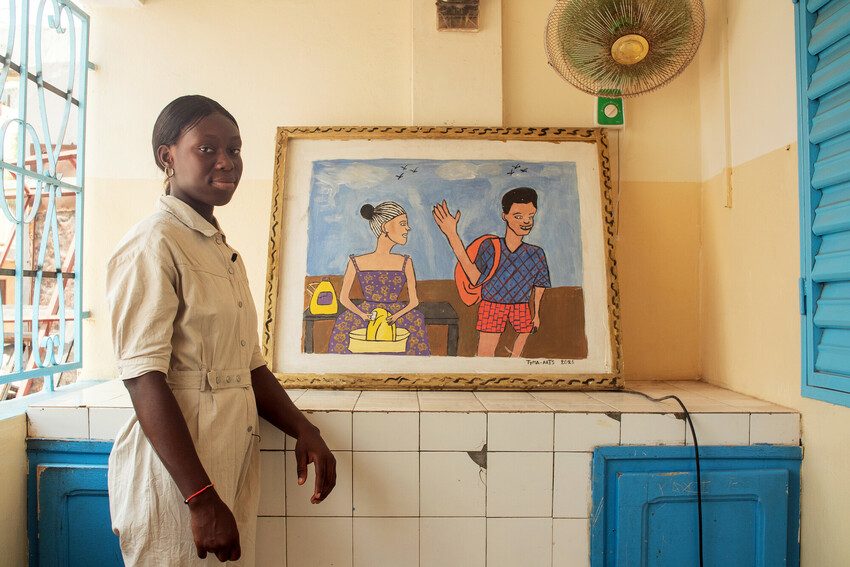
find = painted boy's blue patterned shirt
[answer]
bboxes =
[474,238,551,304]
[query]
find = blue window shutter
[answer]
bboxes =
[797,0,850,406]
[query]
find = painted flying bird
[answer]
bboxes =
[410,167,418,173]
[400,164,409,170]
[396,173,405,180]
[520,167,528,173]
[507,170,515,175]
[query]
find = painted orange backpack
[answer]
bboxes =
[455,235,501,306]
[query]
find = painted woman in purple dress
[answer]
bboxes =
[327,201,431,355]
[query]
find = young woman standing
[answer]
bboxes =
[107,95,335,565]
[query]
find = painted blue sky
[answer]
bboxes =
[305,159,583,287]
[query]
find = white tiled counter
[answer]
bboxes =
[26,380,800,567]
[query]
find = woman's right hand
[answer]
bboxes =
[357,310,371,322]
[188,488,241,562]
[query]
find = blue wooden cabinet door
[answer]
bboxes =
[35,464,123,567]
[616,469,789,566]
[591,446,802,567]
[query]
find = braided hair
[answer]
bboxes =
[360,201,406,237]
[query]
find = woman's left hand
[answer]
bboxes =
[386,313,400,325]
[295,425,337,504]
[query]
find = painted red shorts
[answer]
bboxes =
[476,300,533,333]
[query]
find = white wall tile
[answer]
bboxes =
[109,391,133,408]
[421,518,486,567]
[27,407,88,439]
[296,390,360,411]
[29,384,121,407]
[353,412,418,451]
[420,412,486,451]
[353,452,419,516]
[89,407,133,440]
[353,517,418,567]
[259,451,286,516]
[620,413,685,445]
[488,413,554,451]
[256,517,287,567]
[354,391,419,411]
[287,517,352,567]
[685,413,749,445]
[421,452,486,516]
[587,392,672,413]
[286,451,352,517]
[475,391,550,412]
[553,453,592,519]
[487,518,553,567]
[260,417,287,450]
[285,389,307,402]
[555,413,620,451]
[487,452,553,517]
[285,411,353,451]
[553,519,590,567]
[750,413,801,445]
[532,392,616,412]
[418,391,486,412]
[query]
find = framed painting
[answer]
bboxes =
[262,127,622,389]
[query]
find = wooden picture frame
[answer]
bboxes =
[262,126,622,390]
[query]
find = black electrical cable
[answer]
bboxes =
[598,388,704,567]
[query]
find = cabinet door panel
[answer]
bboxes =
[615,469,789,567]
[37,464,123,567]
[590,446,802,567]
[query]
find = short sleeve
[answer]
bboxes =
[249,342,266,372]
[535,248,552,288]
[474,238,496,285]
[107,249,179,380]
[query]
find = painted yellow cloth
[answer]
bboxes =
[106,195,266,566]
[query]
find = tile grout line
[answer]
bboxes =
[418,408,421,567]
[485,410,489,567]
[550,411,556,567]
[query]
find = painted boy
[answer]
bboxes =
[433,187,551,357]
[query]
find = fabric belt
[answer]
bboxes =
[166,369,252,391]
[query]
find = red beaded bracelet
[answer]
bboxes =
[184,483,214,505]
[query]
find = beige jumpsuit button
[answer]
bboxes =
[228,267,235,274]
[241,339,247,347]
[214,236,222,245]
[238,301,243,308]
[247,425,253,432]
[226,376,232,383]
[215,377,221,384]
[236,376,242,383]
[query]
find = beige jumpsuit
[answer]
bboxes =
[107,195,266,566]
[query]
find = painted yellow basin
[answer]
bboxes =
[348,327,411,354]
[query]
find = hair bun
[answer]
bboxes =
[360,204,374,220]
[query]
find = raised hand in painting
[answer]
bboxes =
[432,200,461,239]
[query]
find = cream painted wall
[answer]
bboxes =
[502,0,703,378]
[81,0,702,381]
[698,0,798,179]
[0,414,28,566]
[699,1,850,563]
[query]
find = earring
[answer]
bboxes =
[163,166,174,195]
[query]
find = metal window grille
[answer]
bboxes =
[0,0,89,400]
